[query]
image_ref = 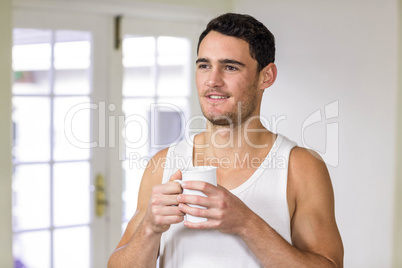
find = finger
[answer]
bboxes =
[169,169,182,182]
[155,181,182,195]
[179,203,224,221]
[181,181,216,195]
[155,215,185,226]
[152,206,185,216]
[177,194,210,207]
[165,181,183,194]
[178,203,211,219]
[151,194,181,206]
[183,220,215,230]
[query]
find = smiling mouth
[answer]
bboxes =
[208,95,229,99]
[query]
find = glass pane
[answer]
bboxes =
[13,231,51,268]
[54,33,90,70]
[157,65,189,97]
[54,226,90,268]
[13,70,50,95]
[157,36,190,97]
[123,36,155,67]
[56,30,91,43]
[157,36,190,66]
[13,29,52,95]
[13,164,50,231]
[123,36,156,96]
[13,28,51,46]
[12,97,50,162]
[157,97,189,113]
[54,31,91,95]
[54,69,91,95]
[123,66,155,97]
[152,98,187,152]
[122,98,153,159]
[53,162,90,226]
[54,97,91,161]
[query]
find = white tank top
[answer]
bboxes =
[159,133,297,268]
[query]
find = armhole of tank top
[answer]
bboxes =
[282,138,297,245]
[161,144,176,184]
[160,135,195,184]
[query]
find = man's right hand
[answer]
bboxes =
[143,170,184,234]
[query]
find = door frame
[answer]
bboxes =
[13,8,112,267]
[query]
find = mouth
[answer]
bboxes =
[206,93,230,101]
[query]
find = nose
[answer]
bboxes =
[207,68,224,88]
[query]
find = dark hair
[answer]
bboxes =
[197,13,275,72]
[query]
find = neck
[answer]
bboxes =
[200,116,273,156]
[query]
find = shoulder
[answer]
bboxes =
[142,147,170,186]
[287,146,333,213]
[288,146,330,187]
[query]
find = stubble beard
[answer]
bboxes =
[202,84,259,128]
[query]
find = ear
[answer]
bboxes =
[259,63,277,90]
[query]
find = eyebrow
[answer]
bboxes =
[196,58,246,67]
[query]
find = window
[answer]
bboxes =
[12,28,92,268]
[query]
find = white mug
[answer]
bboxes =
[177,166,217,223]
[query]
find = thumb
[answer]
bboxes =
[169,169,182,182]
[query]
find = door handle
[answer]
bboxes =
[95,174,107,217]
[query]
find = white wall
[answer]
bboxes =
[0,0,13,266]
[393,1,402,266]
[233,0,398,267]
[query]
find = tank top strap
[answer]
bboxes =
[275,134,298,160]
[161,134,195,183]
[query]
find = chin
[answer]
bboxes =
[204,113,237,126]
[208,118,234,126]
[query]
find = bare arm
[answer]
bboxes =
[238,147,343,267]
[178,147,343,267]
[107,148,184,268]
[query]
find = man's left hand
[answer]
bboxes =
[177,181,252,235]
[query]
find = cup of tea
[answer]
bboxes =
[177,166,217,223]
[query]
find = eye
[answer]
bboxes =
[198,64,210,70]
[225,65,238,71]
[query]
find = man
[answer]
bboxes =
[108,13,343,267]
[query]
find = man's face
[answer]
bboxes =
[196,31,263,126]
